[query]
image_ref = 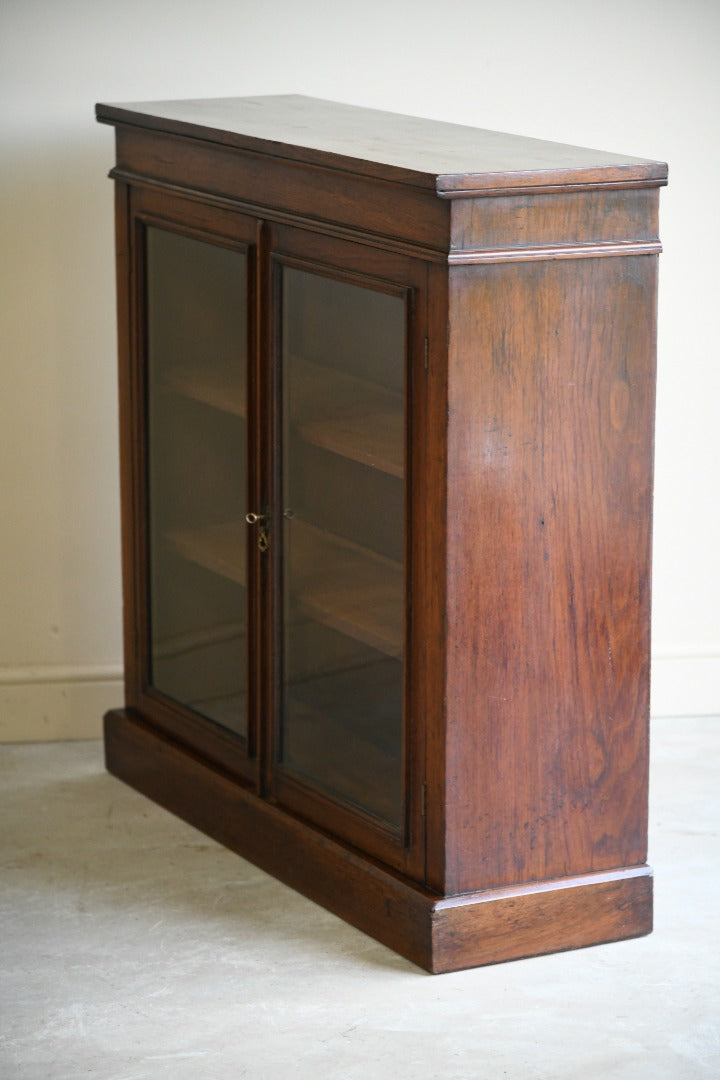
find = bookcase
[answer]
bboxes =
[96,95,666,972]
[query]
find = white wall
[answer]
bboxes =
[1,0,718,740]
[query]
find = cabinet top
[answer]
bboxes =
[96,95,667,196]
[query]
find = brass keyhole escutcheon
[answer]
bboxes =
[245,511,269,552]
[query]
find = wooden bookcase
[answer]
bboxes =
[96,96,666,973]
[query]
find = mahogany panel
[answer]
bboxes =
[113,127,451,255]
[443,254,657,894]
[450,187,660,254]
[430,869,652,974]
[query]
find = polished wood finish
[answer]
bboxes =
[97,96,666,972]
[105,707,653,974]
[97,95,665,192]
[442,254,656,894]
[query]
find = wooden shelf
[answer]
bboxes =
[166,518,402,657]
[290,357,401,416]
[164,365,246,417]
[299,409,403,478]
[288,520,403,658]
[284,658,403,825]
[166,521,247,585]
[164,358,402,476]
[153,619,246,660]
[192,692,246,733]
[291,359,403,478]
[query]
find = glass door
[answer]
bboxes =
[280,267,405,824]
[135,192,258,779]
[130,199,426,862]
[268,228,427,870]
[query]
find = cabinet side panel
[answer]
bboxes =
[444,254,656,893]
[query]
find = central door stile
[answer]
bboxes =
[250,217,273,799]
[263,237,286,809]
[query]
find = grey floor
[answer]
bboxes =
[1,717,718,1080]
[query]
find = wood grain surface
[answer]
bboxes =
[442,253,656,893]
[100,97,663,970]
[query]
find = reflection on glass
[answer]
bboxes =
[281,268,406,826]
[146,227,248,735]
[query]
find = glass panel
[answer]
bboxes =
[281,268,406,827]
[146,227,248,735]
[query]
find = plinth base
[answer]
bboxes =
[104,708,653,974]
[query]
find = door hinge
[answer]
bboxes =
[421,780,427,818]
[423,336,429,373]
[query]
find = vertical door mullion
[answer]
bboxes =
[252,223,278,798]
[262,250,284,801]
[245,220,261,777]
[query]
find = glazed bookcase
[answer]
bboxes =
[96,96,666,973]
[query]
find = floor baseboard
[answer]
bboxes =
[0,666,123,742]
[1,650,717,743]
